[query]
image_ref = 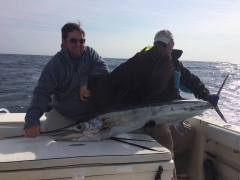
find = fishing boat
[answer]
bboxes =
[0,111,239,180]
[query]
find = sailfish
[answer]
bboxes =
[53,46,226,141]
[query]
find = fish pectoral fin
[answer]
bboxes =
[100,126,113,139]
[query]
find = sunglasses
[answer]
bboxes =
[155,41,171,48]
[67,38,86,44]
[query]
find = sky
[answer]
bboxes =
[0,0,239,62]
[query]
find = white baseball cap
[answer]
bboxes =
[154,29,174,44]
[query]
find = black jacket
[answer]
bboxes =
[171,49,210,99]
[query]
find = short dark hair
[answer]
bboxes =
[61,21,85,40]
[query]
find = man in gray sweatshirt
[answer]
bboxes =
[24,22,109,138]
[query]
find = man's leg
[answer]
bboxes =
[145,123,174,156]
[41,109,77,132]
[130,123,173,156]
[171,120,196,179]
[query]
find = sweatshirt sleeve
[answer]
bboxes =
[24,59,59,129]
[178,60,210,99]
[80,48,109,87]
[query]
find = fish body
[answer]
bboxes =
[57,100,212,141]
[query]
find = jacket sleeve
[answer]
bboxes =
[178,60,210,99]
[24,59,59,129]
[80,48,109,87]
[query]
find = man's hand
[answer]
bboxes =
[79,85,91,101]
[203,94,219,107]
[24,125,42,138]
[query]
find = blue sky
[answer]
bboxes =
[0,0,239,62]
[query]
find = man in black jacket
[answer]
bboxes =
[132,29,219,178]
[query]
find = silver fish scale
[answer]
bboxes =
[57,100,212,141]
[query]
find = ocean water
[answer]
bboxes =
[0,54,239,126]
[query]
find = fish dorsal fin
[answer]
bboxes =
[88,47,176,110]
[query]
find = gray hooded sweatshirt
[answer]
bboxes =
[24,46,109,129]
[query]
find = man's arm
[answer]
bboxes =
[178,60,210,99]
[177,60,219,106]
[24,59,58,137]
[79,47,109,101]
[79,47,109,87]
